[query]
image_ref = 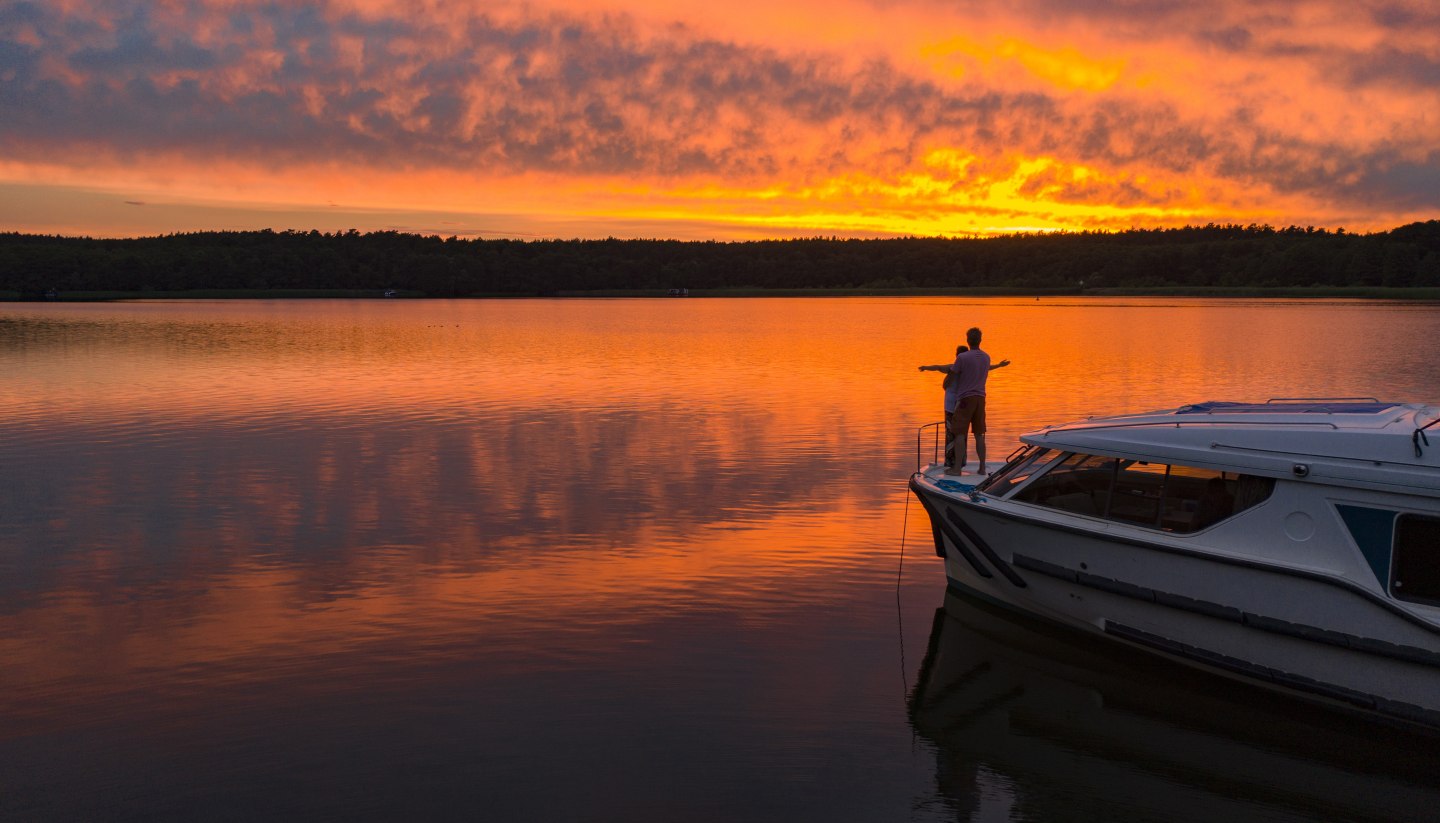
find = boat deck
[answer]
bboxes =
[921,464,986,494]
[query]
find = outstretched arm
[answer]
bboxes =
[918,364,955,372]
[988,359,1011,371]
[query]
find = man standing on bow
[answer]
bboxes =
[919,327,1009,475]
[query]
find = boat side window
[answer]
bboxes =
[1013,454,1276,533]
[1013,452,1119,516]
[1157,465,1218,531]
[1157,467,1274,533]
[1108,460,1170,527]
[982,448,1064,496]
[1149,465,1229,531]
[1233,474,1276,514]
[1391,514,1440,607]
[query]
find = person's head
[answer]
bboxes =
[966,327,982,348]
[955,345,968,355]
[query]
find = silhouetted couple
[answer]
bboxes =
[919,327,1010,475]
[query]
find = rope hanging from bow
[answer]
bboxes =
[1415,415,1440,458]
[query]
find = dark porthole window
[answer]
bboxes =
[1391,514,1440,606]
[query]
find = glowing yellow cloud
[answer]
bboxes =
[921,36,1126,92]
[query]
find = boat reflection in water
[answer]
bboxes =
[908,588,1440,823]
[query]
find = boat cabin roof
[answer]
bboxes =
[1020,400,1440,494]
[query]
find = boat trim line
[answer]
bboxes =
[1105,621,1440,730]
[1015,554,1440,670]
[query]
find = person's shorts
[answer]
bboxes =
[955,395,986,435]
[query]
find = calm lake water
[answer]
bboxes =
[2,297,1438,821]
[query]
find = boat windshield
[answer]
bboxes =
[979,448,1064,496]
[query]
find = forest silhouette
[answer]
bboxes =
[3,221,1439,297]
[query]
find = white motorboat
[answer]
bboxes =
[909,399,1440,730]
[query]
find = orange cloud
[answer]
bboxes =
[0,0,1436,238]
[922,36,1127,92]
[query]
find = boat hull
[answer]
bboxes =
[910,474,1440,730]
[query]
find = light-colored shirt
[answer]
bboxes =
[943,376,961,414]
[951,348,992,399]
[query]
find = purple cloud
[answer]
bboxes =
[0,0,1437,219]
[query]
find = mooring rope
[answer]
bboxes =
[898,473,916,596]
[897,474,917,700]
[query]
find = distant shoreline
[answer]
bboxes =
[5,224,1439,297]
[7,286,1440,301]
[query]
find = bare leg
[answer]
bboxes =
[976,434,987,474]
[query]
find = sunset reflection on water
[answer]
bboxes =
[2,297,1438,818]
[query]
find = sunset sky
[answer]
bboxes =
[2,0,1438,239]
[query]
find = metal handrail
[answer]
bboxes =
[917,421,945,472]
[1266,396,1380,403]
[1209,441,1440,468]
[1040,419,1341,436]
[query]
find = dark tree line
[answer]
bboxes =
[3,221,1439,297]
